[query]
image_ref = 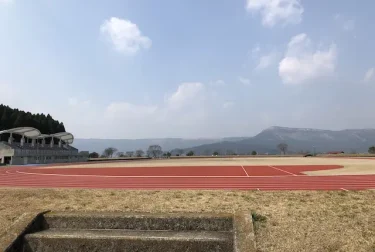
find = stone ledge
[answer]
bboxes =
[2,211,256,252]
[0,210,49,252]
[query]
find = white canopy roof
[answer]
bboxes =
[50,132,74,144]
[38,134,50,138]
[0,127,74,144]
[0,127,41,138]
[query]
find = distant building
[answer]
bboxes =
[0,127,88,165]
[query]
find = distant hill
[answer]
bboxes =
[75,126,375,155]
[180,126,375,155]
[74,138,227,154]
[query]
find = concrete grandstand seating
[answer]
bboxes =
[2,142,77,151]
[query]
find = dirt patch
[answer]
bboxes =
[1,188,375,251]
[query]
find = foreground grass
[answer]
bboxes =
[1,188,375,252]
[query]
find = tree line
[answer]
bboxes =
[89,145,260,159]
[0,104,65,142]
[88,142,375,159]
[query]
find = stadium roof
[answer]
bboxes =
[50,132,74,144]
[0,127,74,144]
[0,127,41,138]
[38,134,50,138]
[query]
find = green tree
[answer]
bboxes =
[251,151,257,155]
[117,152,125,157]
[0,107,8,130]
[14,112,25,128]
[147,145,163,158]
[213,151,219,156]
[0,104,66,135]
[135,149,144,157]
[174,149,184,156]
[277,143,288,155]
[103,147,118,158]
[125,151,134,157]
[89,152,99,158]
[369,146,375,154]
[186,151,194,156]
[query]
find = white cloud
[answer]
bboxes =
[68,97,90,107]
[0,0,12,4]
[279,33,337,85]
[223,101,234,109]
[209,80,226,86]
[251,45,261,57]
[102,82,209,138]
[364,67,375,83]
[255,51,279,70]
[100,17,151,55]
[166,82,204,109]
[68,98,78,106]
[107,102,157,118]
[343,19,355,31]
[238,76,251,86]
[246,0,304,27]
[334,14,355,32]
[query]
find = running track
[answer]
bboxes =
[1,164,375,190]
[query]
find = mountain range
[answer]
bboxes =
[74,126,375,155]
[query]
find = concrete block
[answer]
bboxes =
[24,229,233,252]
[44,211,234,231]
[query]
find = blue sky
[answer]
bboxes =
[1,0,375,139]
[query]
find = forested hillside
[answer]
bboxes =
[0,104,65,141]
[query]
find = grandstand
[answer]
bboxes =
[0,127,88,165]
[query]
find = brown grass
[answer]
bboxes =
[1,188,375,251]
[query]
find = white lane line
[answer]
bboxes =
[268,165,297,176]
[241,165,249,177]
[340,188,349,191]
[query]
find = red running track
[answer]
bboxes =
[1,164,375,190]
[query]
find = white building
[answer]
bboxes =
[0,127,88,165]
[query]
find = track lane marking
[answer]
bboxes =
[268,165,297,176]
[241,165,249,177]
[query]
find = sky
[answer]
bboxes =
[1,0,375,139]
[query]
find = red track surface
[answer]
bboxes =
[1,164,375,190]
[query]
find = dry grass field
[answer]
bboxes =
[1,188,375,252]
[2,157,375,251]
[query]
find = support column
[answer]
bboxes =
[58,139,62,148]
[8,133,13,144]
[41,138,45,147]
[50,137,54,148]
[31,138,35,147]
[20,135,25,147]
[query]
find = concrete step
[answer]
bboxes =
[43,212,233,231]
[24,229,233,252]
